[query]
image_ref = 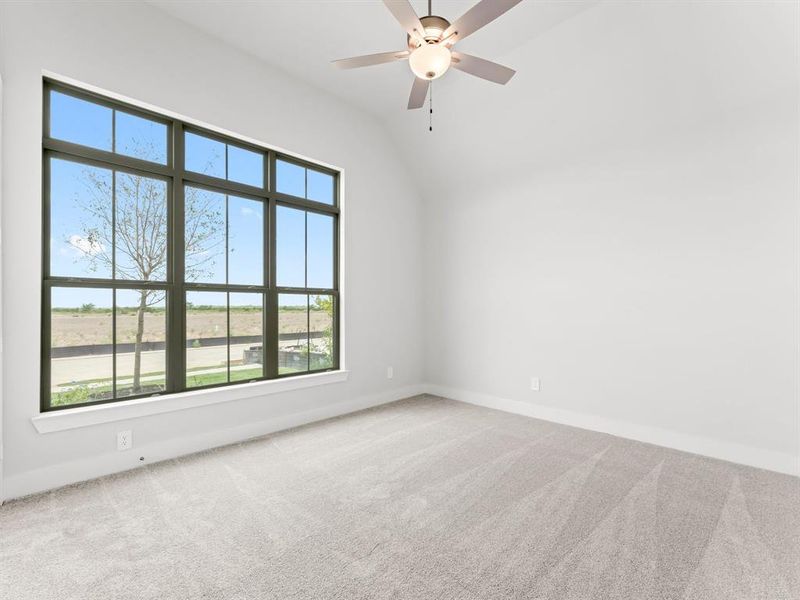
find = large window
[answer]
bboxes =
[42,81,339,411]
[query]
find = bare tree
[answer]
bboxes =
[71,142,224,393]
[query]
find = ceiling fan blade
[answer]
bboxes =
[451,52,516,85]
[383,0,425,43]
[407,77,430,109]
[443,0,524,43]
[332,50,410,69]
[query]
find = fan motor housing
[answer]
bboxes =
[408,15,451,49]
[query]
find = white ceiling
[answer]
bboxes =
[149,1,797,190]
[148,0,595,120]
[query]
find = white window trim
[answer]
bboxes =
[32,369,349,433]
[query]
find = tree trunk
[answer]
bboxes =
[133,290,147,393]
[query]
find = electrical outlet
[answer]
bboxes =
[530,377,541,392]
[387,366,394,380]
[117,430,133,451]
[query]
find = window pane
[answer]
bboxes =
[228,145,263,188]
[275,159,336,205]
[228,196,263,285]
[276,206,305,287]
[50,287,113,407]
[44,87,339,403]
[230,293,263,382]
[307,170,334,205]
[185,133,264,188]
[49,91,112,151]
[50,158,113,279]
[184,186,226,284]
[185,132,225,179]
[307,212,334,289]
[279,294,308,374]
[115,173,168,281]
[276,160,305,197]
[115,289,166,398]
[186,291,228,388]
[114,111,167,164]
[310,295,334,370]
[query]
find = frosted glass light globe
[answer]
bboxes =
[409,43,451,80]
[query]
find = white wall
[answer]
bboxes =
[0,1,424,499]
[0,1,797,500]
[413,2,799,474]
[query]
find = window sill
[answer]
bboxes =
[31,370,349,433]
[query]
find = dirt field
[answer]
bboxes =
[52,309,332,347]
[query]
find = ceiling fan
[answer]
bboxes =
[333,0,523,110]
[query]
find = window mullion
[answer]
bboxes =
[112,290,117,399]
[111,169,117,399]
[168,121,186,394]
[306,294,311,372]
[266,204,279,378]
[266,152,279,377]
[333,212,340,370]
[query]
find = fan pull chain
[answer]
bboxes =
[429,83,433,132]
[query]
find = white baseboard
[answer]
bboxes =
[424,384,799,477]
[3,384,425,501]
[5,382,796,501]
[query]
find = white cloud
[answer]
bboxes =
[68,234,104,256]
[240,206,261,218]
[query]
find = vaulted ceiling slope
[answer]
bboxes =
[150,1,798,190]
[385,0,798,192]
[149,1,594,119]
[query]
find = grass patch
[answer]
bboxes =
[186,367,265,388]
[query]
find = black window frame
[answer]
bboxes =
[41,79,340,412]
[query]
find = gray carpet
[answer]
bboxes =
[1,395,798,600]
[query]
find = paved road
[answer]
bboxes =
[51,340,325,389]
[52,344,253,387]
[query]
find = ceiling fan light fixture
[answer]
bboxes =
[409,43,451,80]
[331,0,523,111]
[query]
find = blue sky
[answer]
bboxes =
[51,91,167,164]
[49,90,334,310]
[183,186,264,286]
[276,160,334,205]
[50,158,113,280]
[185,132,263,188]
